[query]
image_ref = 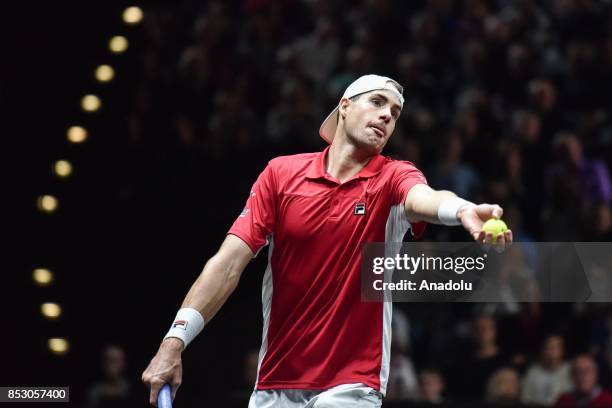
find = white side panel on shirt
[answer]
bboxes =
[380,204,412,395]
[255,237,274,386]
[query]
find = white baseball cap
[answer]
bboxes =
[319,74,404,143]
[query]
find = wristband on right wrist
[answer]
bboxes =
[438,197,475,226]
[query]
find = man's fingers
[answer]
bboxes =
[482,232,493,251]
[473,230,492,252]
[474,203,503,219]
[171,380,181,400]
[491,205,503,219]
[149,380,163,406]
[505,229,513,244]
[494,233,505,253]
[142,365,153,384]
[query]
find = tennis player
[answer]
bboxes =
[142,75,512,407]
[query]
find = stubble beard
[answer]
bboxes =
[345,127,384,156]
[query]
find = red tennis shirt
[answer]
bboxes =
[228,146,427,394]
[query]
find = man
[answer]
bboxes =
[87,345,135,408]
[554,354,612,408]
[418,368,446,404]
[521,334,572,405]
[450,314,510,400]
[142,75,512,407]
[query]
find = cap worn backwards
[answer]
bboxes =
[319,74,404,143]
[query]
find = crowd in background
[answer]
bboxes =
[97,0,612,406]
[126,0,612,242]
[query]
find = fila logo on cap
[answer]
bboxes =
[354,203,366,215]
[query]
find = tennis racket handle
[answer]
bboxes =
[158,384,172,408]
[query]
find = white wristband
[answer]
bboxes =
[438,197,475,226]
[163,308,205,349]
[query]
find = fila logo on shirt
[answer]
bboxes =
[354,203,366,215]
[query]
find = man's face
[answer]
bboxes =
[339,89,402,155]
[420,372,444,401]
[542,336,564,365]
[572,356,597,394]
[473,316,496,346]
[102,346,126,379]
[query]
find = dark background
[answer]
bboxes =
[4,0,612,407]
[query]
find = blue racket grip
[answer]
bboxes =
[158,384,172,408]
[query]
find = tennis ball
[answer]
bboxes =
[482,218,508,244]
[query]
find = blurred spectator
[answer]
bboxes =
[283,17,340,87]
[544,132,612,240]
[417,367,446,404]
[476,244,540,320]
[528,78,562,137]
[555,354,612,407]
[450,315,510,400]
[429,131,481,200]
[486,367,521,405]
[266,77,321,147]
[386,307,418,400]
[589,306,612,387]
[244,349,259,387]
[326,45,373,100]
[521,334,572,405]
[231,349,260,401]
[583,203,612,241]
[547,132,612,205]
[86,345,135,408]
[208,87,257,154]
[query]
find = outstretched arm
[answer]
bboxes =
[404,184,513,247]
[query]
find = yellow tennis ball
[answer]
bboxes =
[482,218,508,244]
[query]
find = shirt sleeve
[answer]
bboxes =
[391,161,428,239]
[228,162,278,256]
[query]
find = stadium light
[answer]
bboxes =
[81,94,101,112]
[48,338,69,355]
[109,36,129,54]
[123,7,143,25]
[67,126,88,143]
[33,268,54,286]
[41,303,62,320]
[95,65,115,82]
[37,195,58,213]
[53,160,73,178]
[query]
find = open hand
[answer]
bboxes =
[458,204,513,251]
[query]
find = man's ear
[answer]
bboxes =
[338,97,351,120]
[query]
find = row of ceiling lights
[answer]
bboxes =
[34,6,144,355]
